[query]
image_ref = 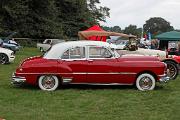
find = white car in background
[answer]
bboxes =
[116,41,128,50]
[0,47,15,64]
[37,39,65,52]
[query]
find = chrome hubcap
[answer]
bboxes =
[139,76,153,90]
[167,64,176,78]
[42,76,55,89]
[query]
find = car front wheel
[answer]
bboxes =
[165,61,178,80]
[0,53,9,64]
[38,75,59,91]
[136,73,156,91]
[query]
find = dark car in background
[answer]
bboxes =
[0,32,20,53]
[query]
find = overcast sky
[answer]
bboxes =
[99,0,180,29]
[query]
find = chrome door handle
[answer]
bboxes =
[87,59,93,62]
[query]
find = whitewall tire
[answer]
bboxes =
[38,75,59,91]
[136,73,156,91]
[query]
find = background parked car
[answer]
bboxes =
[37,39,65,52]
[0,32,20,53]
[0,47,15,64]
[1,39,20,53]
[116,47,178,80]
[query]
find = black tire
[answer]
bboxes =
[164,61,178,80]
[0,53,9,64]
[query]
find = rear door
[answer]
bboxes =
[58,46,87,83]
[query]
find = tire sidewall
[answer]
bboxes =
[164,61,178,80]
[136,73,156,91]
[0,53,9,64]
[38,75,59,91]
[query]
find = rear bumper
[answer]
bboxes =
[159,74,170,83]
[11,73,26,85]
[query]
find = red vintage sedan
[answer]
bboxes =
[12,41,169,91]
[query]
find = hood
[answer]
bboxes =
[121,55,159,61]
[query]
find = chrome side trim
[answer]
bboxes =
[87,72,136,75]
[69,83,133,86]
[16,73,58,75]
[62,78,73,83]
[16,72,137,75]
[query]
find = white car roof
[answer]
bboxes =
[44,40,117,59]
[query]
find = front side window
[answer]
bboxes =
[61,47,85,59]
[89,46,112,58]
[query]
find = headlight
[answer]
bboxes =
[11,52,14,56]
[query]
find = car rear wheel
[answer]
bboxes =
[0,53,9,64]
[38,75,59,91]
[136,73,155,91]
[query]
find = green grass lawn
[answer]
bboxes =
[0,47,180,120]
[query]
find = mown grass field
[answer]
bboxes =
[0,47,180,120]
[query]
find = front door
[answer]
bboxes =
[86,46,121,83]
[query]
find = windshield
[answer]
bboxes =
[43,46,52,57]
[111,48,120,57]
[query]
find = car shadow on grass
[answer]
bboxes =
[10,84,39,91]
[59,84,135,90]
[10,84,166,91]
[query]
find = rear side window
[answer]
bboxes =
[61,47,85,59]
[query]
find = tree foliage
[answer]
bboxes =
[123,25,142,37]
[143,17,174,34]
[102,26,122,33]
[0,0,110,38]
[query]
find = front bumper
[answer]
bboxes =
[159,74,170,83]
[9,55,15,63]
[12,73,26,85]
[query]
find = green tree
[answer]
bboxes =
[0,0,110,38]
[111,26,121,32]
[86,0,110,25]
[102,26,121,32]
[143,17,174,34]
[27,0,63,38]
[123,24,141,37]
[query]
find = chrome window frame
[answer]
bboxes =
[87,45,116,60]
[61,46,86,61]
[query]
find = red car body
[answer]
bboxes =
[12,41,169,91]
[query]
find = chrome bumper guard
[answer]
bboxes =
[12,73,26,85]
[159,74,170,83]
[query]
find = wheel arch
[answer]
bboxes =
[0,52,9,64]
[161,59,178,65]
